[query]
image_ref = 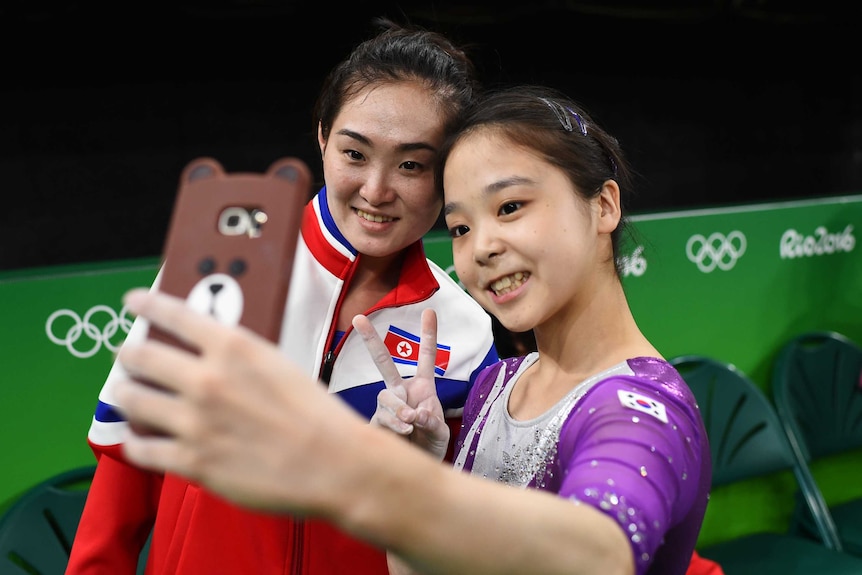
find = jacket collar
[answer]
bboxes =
[302,187,439,305]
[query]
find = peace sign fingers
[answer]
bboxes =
[353,309,449,459]
[351,313,406,393]
[414,308,438,386]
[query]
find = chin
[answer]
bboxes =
[358,237,411,259]
[494,310,536,334]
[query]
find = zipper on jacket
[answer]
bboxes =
[320,350,336,384]
[291,517,304,574]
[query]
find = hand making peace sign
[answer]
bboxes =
[351,308,450,461]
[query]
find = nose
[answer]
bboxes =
[359,168,396,206]
[473,223,505,266]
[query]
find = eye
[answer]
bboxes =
[499,201,522,216]
[228,259,247,277]
[198,257,216,276]
[400,160,423,171]
[346,149,364,161]
[448,224,470,238]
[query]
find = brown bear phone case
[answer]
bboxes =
[150,156,312,347]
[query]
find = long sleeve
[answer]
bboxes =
[65,454,161,574]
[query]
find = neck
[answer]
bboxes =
[532,278,659,379]
[336,250,406,332]
[352,250,405,290]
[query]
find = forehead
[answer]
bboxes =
[444,129,543,183]
[443,128,581,209]
[334,82,447,144]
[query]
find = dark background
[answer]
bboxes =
[2,0,860,272]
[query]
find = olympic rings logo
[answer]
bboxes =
[45,305,134,358]
[685,231,747,273]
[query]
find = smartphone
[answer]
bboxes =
[147,156,311,350]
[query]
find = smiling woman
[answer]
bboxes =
[104,83,712,575]
[65,18,499,575]
[317,81,445,264]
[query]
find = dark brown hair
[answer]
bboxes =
[313,18,479,144]
[439,84,635,275]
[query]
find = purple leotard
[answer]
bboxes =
[454,353,711,575]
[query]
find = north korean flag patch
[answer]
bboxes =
[383,325,450,376]
[617,390,668,424]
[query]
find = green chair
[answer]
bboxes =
[0,466,95,575]
[670,355,862,574]
[771,331,862,556]
[0,465,152,575]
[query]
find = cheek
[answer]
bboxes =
[452,244,475,286]
[322,160,351,191]
[320,151,362,193]
[406,181,440,211]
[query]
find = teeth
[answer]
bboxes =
[491,272,528,296]
[357,209,394,223]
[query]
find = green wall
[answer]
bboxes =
[0,260,159,511]
[2,194,860,547]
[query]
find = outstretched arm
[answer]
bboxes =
[114,288,634,575]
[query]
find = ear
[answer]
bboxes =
[595,179,622,234]
[317,122,327,157]
[182,157,223,184]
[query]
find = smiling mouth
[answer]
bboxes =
[490,272,529,296]
[356,209,396,223]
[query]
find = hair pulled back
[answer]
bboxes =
[313,18,479,143]
[439,85,635,274]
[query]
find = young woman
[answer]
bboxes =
[65,19,498,575]
[111,85,711,575]
[364,84,711,574]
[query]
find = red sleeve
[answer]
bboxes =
[66,453,162,574]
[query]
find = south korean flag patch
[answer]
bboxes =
[617,390,668,424]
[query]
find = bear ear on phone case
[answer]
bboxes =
[151,157,312,347]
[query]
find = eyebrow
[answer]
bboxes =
[443,175,535,216]
[335,128,437,153]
